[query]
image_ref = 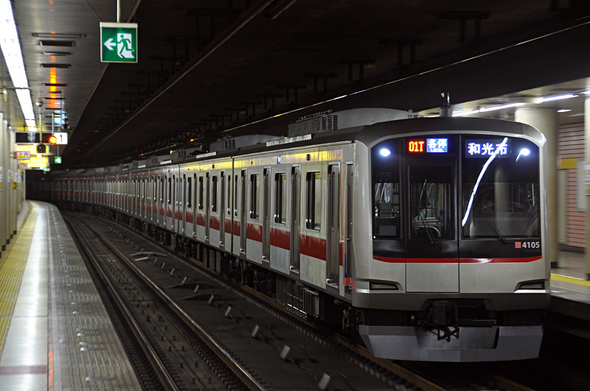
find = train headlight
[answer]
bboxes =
[379,148,391,157]
[516,280,545,290]
[516,148,531,162]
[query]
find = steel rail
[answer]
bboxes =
[88,219,267,391]
[67,217,180,391]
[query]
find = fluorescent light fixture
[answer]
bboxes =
[453,109,480,117]
[454,102,525,117]
[479,102,525,112]
[557,109,572,113]
[539,94,576,103]
[0,0,37,130]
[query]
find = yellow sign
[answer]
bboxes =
[27,156,49,169]
[16,144,38,153]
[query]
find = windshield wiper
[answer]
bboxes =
[475,209,509,244]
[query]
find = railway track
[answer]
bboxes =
[64,211,561,391]
[65,212,436,390]
[66,214,257,390]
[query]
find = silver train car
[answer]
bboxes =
[41,108,549,362]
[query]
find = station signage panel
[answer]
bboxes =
[54,132,69,145]
[16,151,30,160]
[100,22,138,63]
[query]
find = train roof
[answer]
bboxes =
[49,114,545,178]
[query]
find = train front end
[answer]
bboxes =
[353,117,549,362]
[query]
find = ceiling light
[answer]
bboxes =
[33,32,86,39]
[557,109,572,113]
[41,51,71,56]
[539,94,576,103]
[39,40,76,47]
[453,109,480,117]
[41,63,71,68]
[479,102,525,112]
[453,102,524,117]
[0,0,36,130]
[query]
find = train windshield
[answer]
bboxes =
[461,136,540,239]
[371,135,541,242]
[410,165,453,240]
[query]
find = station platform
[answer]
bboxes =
[0,201,589,390]
[0,201,141,391]
[550,251,590,322]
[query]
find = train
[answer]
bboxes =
[35,108,550,362]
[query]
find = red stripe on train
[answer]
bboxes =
[374,256,543,264]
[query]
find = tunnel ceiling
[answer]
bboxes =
[11,0,590,169]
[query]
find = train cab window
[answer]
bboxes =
[305,172,321,230]
[461,137,540,238]
[275,173,287,224]
[409,165,453,239]
[371,140,401,238]
[250,174,260,220]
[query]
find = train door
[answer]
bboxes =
[160,176,166,226]
[239,170,247,255]
[196,174,207,241]
[205,173,210,242]
[262,168,271,261]
[225,172,233,251]
[174,175,182,233]
[290,166,301,273]
[154,177,158,223]
[184,174,192,235]
[165,175,173,228]
[326,164,340,287]
[405,157,458,293]
[345,163,353,291]
[219,171,226,248]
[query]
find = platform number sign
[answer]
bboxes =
[100,22,138,63]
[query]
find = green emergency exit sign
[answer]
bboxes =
[100,22,138,63]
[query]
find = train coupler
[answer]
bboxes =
[424,300,460,341]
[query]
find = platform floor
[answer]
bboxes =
[0,201,141,391]
[550,250,590,318]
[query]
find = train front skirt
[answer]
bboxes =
[359,324,543,362]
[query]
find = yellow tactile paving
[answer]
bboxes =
[551,273,590,288]
[0,202,39,355]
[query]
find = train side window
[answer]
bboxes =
[275,173,287,224]
[305,172,321,230]
[160,178,165,203]
[168,177,172,205]
[198,176,204,210]
[211,175,218,212]
[250,174,259,220]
